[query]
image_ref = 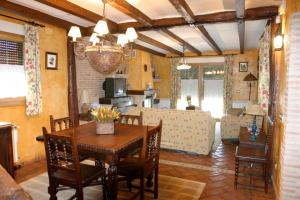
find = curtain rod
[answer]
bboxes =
[0,13,45,27]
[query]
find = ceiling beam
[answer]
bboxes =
[106,0,152,26]
[34,0,118,32]
[236,0,245,54]
[168,0,222,55]
[132,43,165,57]
[159,28,201,55]
[106,0,187,56]
[138,33,183,56]
[117,6,278,32]
[0,0,88,34]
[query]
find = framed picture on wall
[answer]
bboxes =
[45,52,58,70]
[239,62,248,72]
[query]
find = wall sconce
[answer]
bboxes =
[274,15,284,51]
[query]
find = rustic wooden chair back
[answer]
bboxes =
[141,120,162,161]
[119,112,143,125]
[43,127,80,178]
[50,115,73,132]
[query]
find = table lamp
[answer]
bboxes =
[245,104,264,141]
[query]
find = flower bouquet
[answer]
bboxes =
[91,107,120,134]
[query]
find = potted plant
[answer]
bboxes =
[91,107,120,134]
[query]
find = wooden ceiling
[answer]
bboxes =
[0,0,279,57]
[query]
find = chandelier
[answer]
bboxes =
[177,45,191,70]
[67,0,138,74]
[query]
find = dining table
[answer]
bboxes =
[64,121,149,200]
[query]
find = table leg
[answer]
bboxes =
[106,159,118,200]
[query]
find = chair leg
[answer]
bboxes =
[234,158,239,189]
[126,177,132,192]
[140,172,145,200]
[264,163,269,193]
[76,187,84,200]
[48,180,58,200]
[146,173,153,187]
[154,167,159,199]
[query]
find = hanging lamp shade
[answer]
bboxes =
[126,27,138,42]
[94,20,109,36]
[177,63,191,70]
[117,34,128,47]
[68,26,81,42]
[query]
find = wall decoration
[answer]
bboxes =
[239,62,248,72]
[45,52,58,70]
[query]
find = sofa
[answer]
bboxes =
[125,107,216,155]
[221,109,263,139]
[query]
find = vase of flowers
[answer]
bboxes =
[91,107,120,134]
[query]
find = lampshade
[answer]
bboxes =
[117,34,128,47]
[243,73,257,81]
[94,20,109,36]
[274,34,283,50]
[245,104,264,116]
[177,63,191,70]
[68,26,81,42]
[80,90,89,104]
[126,27,138,42]
[89,33,100,46]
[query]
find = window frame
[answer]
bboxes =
[0,32,26,107]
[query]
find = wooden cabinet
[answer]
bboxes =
[0,122,14,178]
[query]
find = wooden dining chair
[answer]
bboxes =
[118,112,144,158]
[117,120,163,200]
[234,145,269,193]
[43,127,106,200]
[118,112,143,125]
[50,115,73,132]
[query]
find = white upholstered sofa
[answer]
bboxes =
[126,107,216,155]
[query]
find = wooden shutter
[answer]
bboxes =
[0,39,23,65]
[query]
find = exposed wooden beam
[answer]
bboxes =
[106,0,152,26]
[34,0,118,32]
[168,0,222,55]
[197,25,222,55]
[236,0,245,54]
[168,0,194,23]
[138,33,183,56]
[0,0,88,34]
[117,6,278,32]
[132,43,166,57]
[106,0,186,56]
[159,28,201,55]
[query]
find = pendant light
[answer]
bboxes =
[177,45,191,70]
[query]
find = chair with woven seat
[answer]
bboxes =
[50,115,91,162]
[117,120,162,200]
[118,112,143,126]
[50,115,73,132]
[234,145,269,193]
[43,127,106,200]
[118,112,143,158]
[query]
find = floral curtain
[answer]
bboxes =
[170,58,181,109]
[223,55,234,114]
[24,24,42,116]
[258,24,271,112]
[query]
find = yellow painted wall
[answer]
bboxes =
[273,0,300,198]
[152,55,171,98]
[127,50,153,90]
[0,11,68,163]
[232,50,259,101]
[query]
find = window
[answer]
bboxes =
[177,66,199,110]
[0,39,27,99]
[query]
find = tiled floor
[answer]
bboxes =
[15,140,274,200]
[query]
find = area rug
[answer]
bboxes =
[20,173,205,200]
